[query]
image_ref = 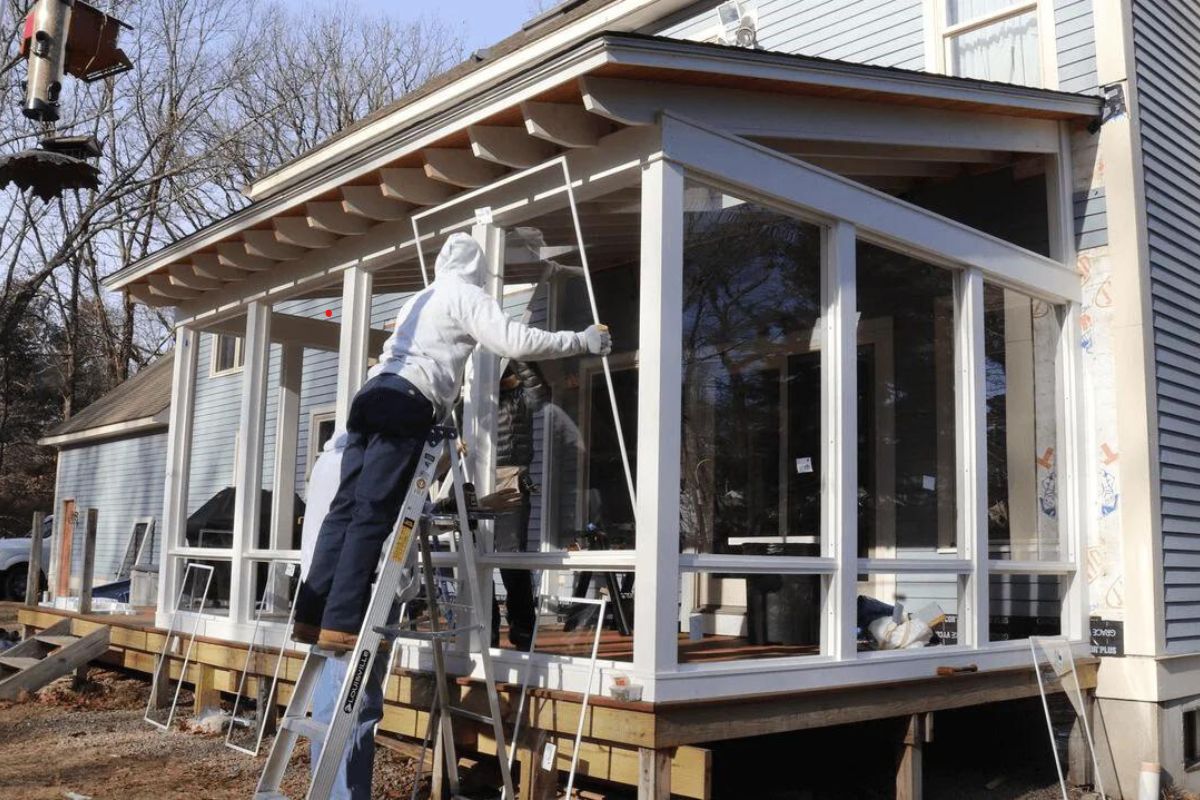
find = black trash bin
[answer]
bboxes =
[744,543,820,645]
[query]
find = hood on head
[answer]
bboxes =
[434,233,486,287]
[323,429,349,454]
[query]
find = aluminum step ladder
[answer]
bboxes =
[254,425,516,800]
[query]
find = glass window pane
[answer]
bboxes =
[985,286,1062,560]
[989,573,1064,641]
[946,0,1025,26]
[948,12,1041,86]
[679,182,823,557]
[856,574,960,652]
[857,242,957,557]
[679,572,822,661]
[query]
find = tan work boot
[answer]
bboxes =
[317,629,358,653]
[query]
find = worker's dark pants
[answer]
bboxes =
[491,478,535,649]
[295,374,434,635]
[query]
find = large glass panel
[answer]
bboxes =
[984,285,1062,561]
[857,243,957,558]
[678,571,822,661]
[946,0,1025,25]
[990,573,1064,641]
[504,184,642,553]
[679,182,823,557]
[948,12,1041,86]
[854,574,960,652]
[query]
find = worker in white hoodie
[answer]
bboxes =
[292,232,610,652]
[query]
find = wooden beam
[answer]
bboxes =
[583,76,1062,154]
[125,282,174,308]
[757,138,1012,164]
[25,512,44,606]
[306,202,373,236]
[78,509,97,616]
[274,217,338,249]
[801,156,964,178]
[147,273,201,300]
[341,186,410,221]
[469,125,558,168]
[638,748,671,800]
[522,101,608,148]
[216,243,276,272]
[206,311,388,354]
[167,263,223,290]
[379,167,457,205]
[423,148,506,188]
[188,256,246,282]
[897,714,925,800]
[243,230,307,261]
[193,663,221,714]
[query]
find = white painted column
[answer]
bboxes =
[335,266,374,429]
[633,157,684,686]
[156,325,198,626]
[269,344,303,552]
[465,222,504,649]
[822,221,859,661]
[231,302,272,625]
[956,268,989,647]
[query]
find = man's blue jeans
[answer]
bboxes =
[309,645,387,799]
[295,373,435,634]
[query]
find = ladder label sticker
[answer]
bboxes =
[390,518,416,562]
[343,649,371,713]
[541,741,557,771]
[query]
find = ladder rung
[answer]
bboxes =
[447,705,494,726]
[282,715,327,741]
[35,634,79,647]
[0,656,41,670]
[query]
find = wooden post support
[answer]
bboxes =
[193,663,220,715]
[638,747,672,800]
[431,727,448,800]
[896,714,925,800]
[78,508,98,615]
[1067,691,1095,788]
[25,511,45,606]
[257,676,279,737]
[151,652,172,710]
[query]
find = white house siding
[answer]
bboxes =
[652,0,924,71]
[59,431,168,586]
[1130,0,1200,654]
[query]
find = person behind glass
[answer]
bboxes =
[491,361,549,650]
[292,233,612,652]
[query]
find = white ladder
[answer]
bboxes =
[254,425,516,800]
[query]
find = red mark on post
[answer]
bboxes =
[1036,447,1055,469]
[1101,444,1119,465]
[324,309,333,318]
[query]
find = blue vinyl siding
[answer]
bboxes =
[1131,0,1200,653]
[58,431,168,585]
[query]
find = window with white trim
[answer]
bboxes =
[930,0,1055,88]
[210,333,245,375]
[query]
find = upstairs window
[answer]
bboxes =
[211,334,245,376]
[935,0,1050,87]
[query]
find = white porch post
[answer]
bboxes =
[270,344,303,551]
[956,268,988,647]
[231,302,272,624]
[466,222,505,649]
[335,266,373,428]
[823,221,859,660]
[633,157,683,685]
[156,325,198,625]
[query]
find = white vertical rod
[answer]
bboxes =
[270,344,303,551]
[157,325,198,627]
[823,220,859,661]
[632,157,684,686]
[231,302,272,625]
[956,268,989,647]
[335,266,373,429]
[561,160,638,512]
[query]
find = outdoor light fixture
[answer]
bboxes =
[716,0,758,48]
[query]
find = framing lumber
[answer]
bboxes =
[146,273,200,300]
[188,257,246,282]
[522,101,608,148]
[468,125,558,169]
[896,714,925,800]
[24,512,44,606]
[167,263,224,290]
[78,509,97,616]
[0,622,110,700]
[638,748,672,800]
[216,242,276,271]
[274,217,338,249]
[379,167,456,205]
[306,202,373,235]
[340,185,410,221]
[423,148,506,188]
[243,230,306,261]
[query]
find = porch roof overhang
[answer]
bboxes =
[104,33,1101,315]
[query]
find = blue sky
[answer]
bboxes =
[352,0,540,51]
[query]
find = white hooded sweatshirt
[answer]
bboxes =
[372,233,588,415]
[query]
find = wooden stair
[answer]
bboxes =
[0,619,110,700]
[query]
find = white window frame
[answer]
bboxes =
[209,332,245,377]
[306,406,338,480]
[924,0,1059,90]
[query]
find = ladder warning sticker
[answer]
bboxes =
[390,519,416,562]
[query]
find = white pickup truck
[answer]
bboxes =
[0,515,51,600]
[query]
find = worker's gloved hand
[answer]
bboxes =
[479,487,523,513]
[581,324,612,356]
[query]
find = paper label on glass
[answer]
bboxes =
[795,457,813,474]
[541,742,557,771]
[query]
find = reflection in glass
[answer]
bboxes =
[679,571,822,661]
[984,285,1061,560]
[679,182,823,557]
[857,242,957,559]
[989,573,1064,641]
[948,12,1041,86]
[854,574,959,652]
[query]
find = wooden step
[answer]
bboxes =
[35,634,79,648]
[0,656,42,670]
